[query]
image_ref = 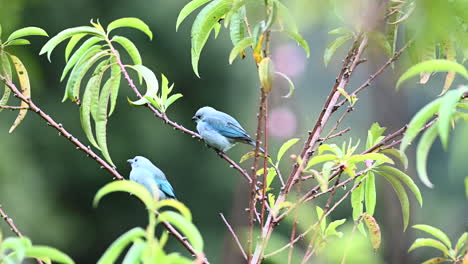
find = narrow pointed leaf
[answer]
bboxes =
[122,239,146,264]
[324,34,353,66]
[441,40,456,95]
[378,166,423,206]
[108,64,121,116]
[80,74,102,149]
[438,88,467,149]
[107,18,153,40]
[158,211,204,252]
[191,0,231,77]
[229,6,247,45]
[156,199,192,221]
[112,36,142,65]
[362,213,381,251]
[381,148,408,170]
[421,257,449,264]
[176,0,213,31]
[60,37,102,81]
[25,246,74,264]
[229,37,253,64]
[364,172,376,216]
[275,71,295,98]
[325,219,346,238]
[286,31,310,57]
[7,27,48,42]
[94,181,156,210]
[408,238,450,255]
[164,94,183,111]
[8,55,30,133]
[396,59,468,88]
[413,225,452,249]
[400,97,442,153]
[40,26,103,61]
[6,39,31,46]
[64,33,86,62]
[127,65,159,106]
[306,154,337,169]
[0,52,12,111]
[97,227,146,264]
[351,177,364,221]
[380,171,410,230]
[276,138,300,165]
[455,232,467,252]
[416,125,438,188]
[259,57,274,93]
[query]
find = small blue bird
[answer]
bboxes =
[192,106,263,153]
[127,156,176,200]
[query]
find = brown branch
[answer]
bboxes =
[0,105,29,110]
[220,213,247,260]
[0,206,44,264]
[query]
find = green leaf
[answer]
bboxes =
[324,34,353,67]
[396,59,468,88]
[80,74,101,149]
[122,239,145,264]
[8,54,30,133]
[127,65,159,106]
[381,148,408,170]
[7,27,48,42]
[416,125,438,188]
[438,88,467,149]
[112,36,142,65]
[156,199,192,222]
[107,17,153,40]
[158,211,204,252]
[380,171,410,230]
[367,123,386,147]
[191,0,231,77]
[176,0,213,31]
[165,94,183,111]
[306,154,337,169]
[276,138,300,165]
[351,176,364,221]
[25,246,74,264]
[60,37,103,82]
[324,219,346,238]
[286,31,310,57]
[229,6,247,45]
[362,213,381,251]
[413,225,452,249]
[64,33,86,62]
[315,206,326,232]
[93,181,156,211]
[40,26,103,61]
[400,97,442,153]
[108,63,121,116]
[408,238,450,255]
[275,1,298,33]
[0,52,12,112]
[348,153,394,165]
[97,227,146,264]
[229,37,253,64]
[6,39,31,46]
[1,237,31,262]
[378,166,423,206]
[364,172,376,216]
[275,71,295,98]
[258,57,274,93]
[455,232,467,253]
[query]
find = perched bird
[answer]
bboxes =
[192,106,263,153]
[127,156,176,200]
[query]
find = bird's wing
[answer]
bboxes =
[205,115,252,141]
[156,178,177,199]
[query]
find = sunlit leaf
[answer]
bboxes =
[408,238,450,255]
[158,211,204,252]
[364,172,376,216]
[362,213,381,251]
[127,65,159,106]
[112,36,142,66]
[455,232,467,253]
[324,219,346,238]
[324,34,353,67]
[229,6,247,45]
[438,88,467,149]
[413,225,452,249]
[107,17,153,40]
[64,33,86,62]
[276,138,300,165]
[165,94,183,111]
[8,55,30,133]
[156,199,192,222]
[60,37,102,81]
[306,154,337,169]
[259,57,274,93]
[6,27,48,42]
[380,171,410,230]
[191,0,231,77]
[286,31,310,58]
[122,239,145,264]
[378,166,423,206]
[176,0,213,31]
[93,181,156,211]
[229,37,253,64]
[97,227,146,264]
[6,39,31,46]
[416,125,438,188]
[25,246,74,264]
[381,148,408,170]
[396,59,468,89]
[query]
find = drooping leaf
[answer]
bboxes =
[165,94,183,111]
[108,63,121,116]
[60,37,102,81]
[6,27,48,42]
[416,125,438,188]
[176,0,214,31]
[362,213,381,251]
[121,239,146,264]
[40,26,104,61]
[190,0,231,77]
[324,219,346,238]
[276,138,300,165]
[64,33,86,62]
[378,166,423,206]
[258,57,274,93]
[229,37,253,64]
[348,153,394,166]
[0,52,12,111]
[80,75,101,149]
[8,55,30,133]
[455,232,467,253]
[6,39,31,46]
[275,71,295,98]
[413,225,452,249]
[324,34,353,66]
[97,227,146,264]
[229,6,247,45]
[93,181,156,211]
[400,97,442,153]
[364,172,376,216]
[25,246,74,264]
[438,88,467,149]
[381,148,408,170]
[107,18,153,40]
[351,176,365,221]
[396,59,468,88]
[315,206,327,232]
[127,65,159,106]
[380,171,410,230]
[408,238,450,255]
[156,199,192,222]
[158,211,204,252]
[112,36,142,66]
[286,31,310,58]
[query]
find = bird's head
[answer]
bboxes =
[192,106,216,122]
[127,156,153,169]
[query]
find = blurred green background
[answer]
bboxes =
[0,0,466,263]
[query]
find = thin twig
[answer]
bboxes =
[219,213,247,260]
[0,105,29,110]
[0,206,44,264]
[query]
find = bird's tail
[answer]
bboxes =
[248,140,265,153]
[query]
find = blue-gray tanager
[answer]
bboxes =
[192,106,263,152]
[127,156,176,200]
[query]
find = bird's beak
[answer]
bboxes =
[127,159,133,164]
[192,116,197,121]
